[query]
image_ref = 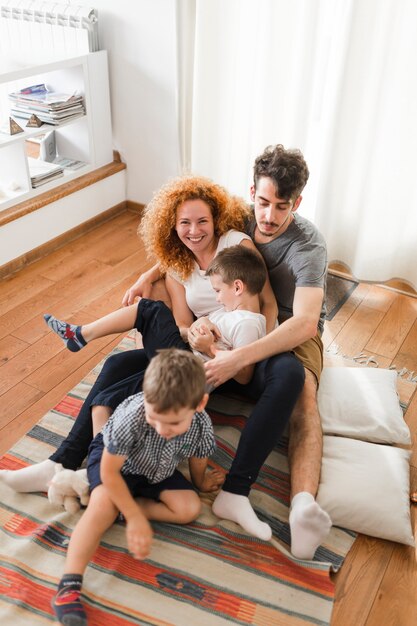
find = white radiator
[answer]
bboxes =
[0,1,98,67]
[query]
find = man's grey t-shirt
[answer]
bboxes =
[245,213,327,333]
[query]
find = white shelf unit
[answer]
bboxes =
[0,51,113,211]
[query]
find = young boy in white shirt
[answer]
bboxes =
[44,245,269,388]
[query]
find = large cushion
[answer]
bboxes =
[317,436,415,546]
[318,367,411,445]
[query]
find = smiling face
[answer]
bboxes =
[175,199,217,257]
[209,273,240,312]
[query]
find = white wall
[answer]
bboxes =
[93,0,181,203]
[0,1,179,267]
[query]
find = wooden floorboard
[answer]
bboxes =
[0,208,416,625]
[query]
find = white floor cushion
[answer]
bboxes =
[317,436,415,546]
[318,367,411,445]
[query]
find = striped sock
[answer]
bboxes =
[52,574,87,626]
[44,314,87,352]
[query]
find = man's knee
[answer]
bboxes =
[290,369,321,433]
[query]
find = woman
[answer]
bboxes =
[1,175,304,541]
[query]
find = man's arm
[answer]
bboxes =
[100,449,153,559]
[205,286,324,386]
[239,239,278,333]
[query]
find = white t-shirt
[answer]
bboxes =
[170,229,251,318]
[195,308,266,363]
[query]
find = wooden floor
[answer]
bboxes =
[1,208,416,625]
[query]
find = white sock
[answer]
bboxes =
[212,490,272,541]
[0,459,57,493]
[289,492,332,560]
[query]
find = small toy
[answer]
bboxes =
[26,114,43,128]
[0,117,24,135]
[47,464,90,514]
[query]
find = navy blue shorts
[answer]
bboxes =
[87,433,195,499]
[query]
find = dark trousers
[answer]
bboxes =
[50,300,305,495]
[50,300,187,468]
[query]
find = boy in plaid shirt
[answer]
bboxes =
[52,349,222,626]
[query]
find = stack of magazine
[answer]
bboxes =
[8,83,85,125]
[27,157,64,188]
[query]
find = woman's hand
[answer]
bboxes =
[126,511,153,560]
[198,469,226,492]
[122,263,162,306]
[122,275,153,306]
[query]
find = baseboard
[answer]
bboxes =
[0,201,128,280]
[0,159,126,229]
[126,200,145,214]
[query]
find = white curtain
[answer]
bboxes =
[176,0,417,289]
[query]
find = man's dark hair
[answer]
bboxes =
[253,144,309,200]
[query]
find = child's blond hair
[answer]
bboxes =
[143,349,206,412]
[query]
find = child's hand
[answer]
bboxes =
[198,469,226,493]
[188,318,220,354]
[126,512,153,559]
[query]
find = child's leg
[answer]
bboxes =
[65,485,119,573]
[91,405,112,437]
[52,485,118,625]
[44,303,140,352]
[137,489,201,524]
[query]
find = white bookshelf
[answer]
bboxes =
[0,51,113,210]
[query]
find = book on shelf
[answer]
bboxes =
[53,157,87,171]
[8,83,85,126]
[27,157,64,188]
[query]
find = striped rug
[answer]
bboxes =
[0,336,356,626]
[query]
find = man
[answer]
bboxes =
[203,145,331,559]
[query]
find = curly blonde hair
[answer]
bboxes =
[139,175,251,280]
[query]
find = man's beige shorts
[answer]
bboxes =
[293,333,323,385]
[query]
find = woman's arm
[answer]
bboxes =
[101,449,153,559]
[122,263,162,306]
[165,274,195,342]
[239,239,278,333]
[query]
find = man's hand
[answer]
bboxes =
[126,511,153,560]
[204,349,242,387]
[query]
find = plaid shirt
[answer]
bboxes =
[102,392,216,484]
